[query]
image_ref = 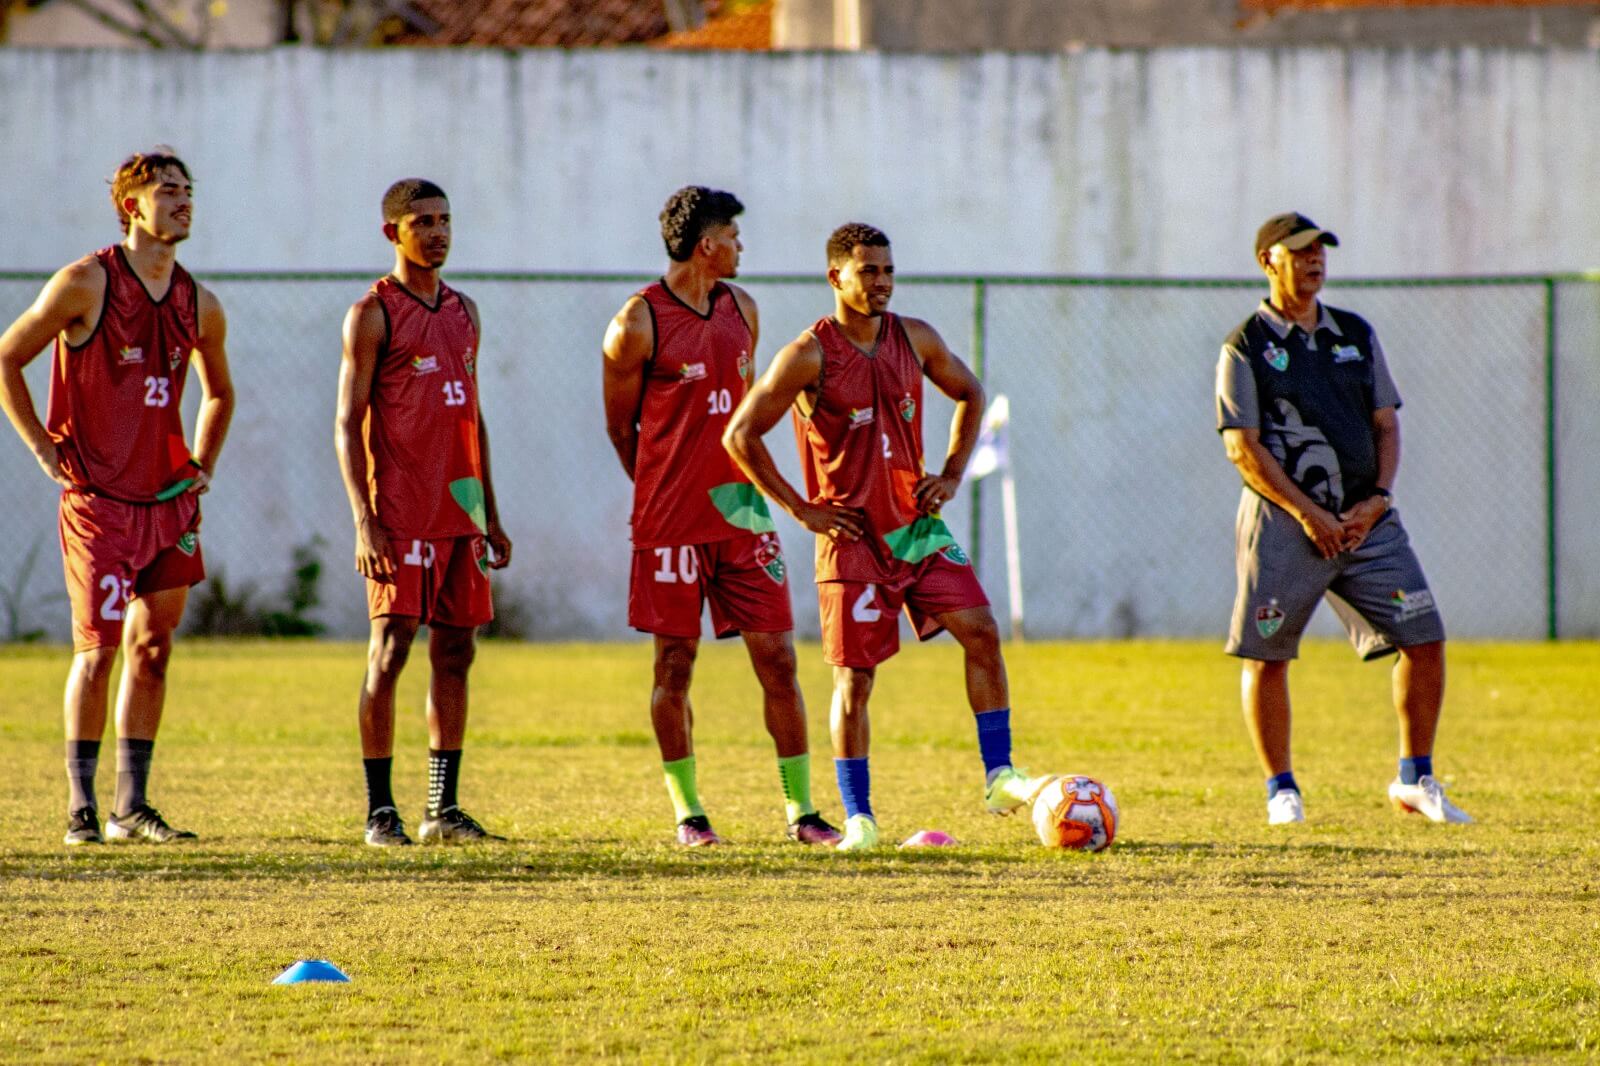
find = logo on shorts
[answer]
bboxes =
[1263,344,1290,372]
[1256,599,1285,638]
[168,346,184,371]
[118,346,144,365]
[755,536,786,585]
[475,538,490,576]
[941,544,970,566]
[1391,588,1436,622]
[175,532,198,556]
[737,351,753,383]
[1332,344,1363,364]
[412,355,440,376]
[898,397,916,422]
[849,407,875,428]
[679,362,708,382]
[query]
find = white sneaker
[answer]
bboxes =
[1389,775,1474,824]
[1266,789,1305,825]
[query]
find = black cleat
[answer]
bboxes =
[64,806,103,846]
[364,806,413,847]
[105,805,197,844]
[418,806,505,843]
[787,811,844,846]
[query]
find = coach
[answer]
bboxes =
[1214,212,1472,827]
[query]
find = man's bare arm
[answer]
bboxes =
[727,282,761,354]
[335,296,395,582]
[461,294,512,570]
[0,260,100,489]
[1223,427,1344,559]
[903,317,983,514]
[601,296,652,480]
[186,284,235,493]
[723,333,864,541]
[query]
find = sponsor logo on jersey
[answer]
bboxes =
[1390,588,1436,622]
[118,346,144,364]
[898,397,916,422]
[737,351,752,382]
[679,362,708,382]
[1256,599,1285,638]
[1332,344,1363,364]
[849,407,875,428]
[754,534,786,585]
[1263,344,1289,372]
[941,544,970,566]
[168,346,184,370]
[175,531,198,556]
[412,355,440,376]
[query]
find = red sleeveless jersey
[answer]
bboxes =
[47,246,199,502]
[796,313,961,583]
[364,276,486,539]
[629,280,773,549]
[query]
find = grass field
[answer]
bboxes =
[1,638,1597,1063]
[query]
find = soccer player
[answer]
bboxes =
[723,222,1041,852]
[0,149,235,845]
[1216,212,1471,825]
[602,186,839,847]
[335,179,512,846]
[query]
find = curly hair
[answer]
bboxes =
[826,222,890,266]
[109,149,191,234]
[382,178,448,223]
[659,186,744,262]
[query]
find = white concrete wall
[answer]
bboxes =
[0,48,1595,641]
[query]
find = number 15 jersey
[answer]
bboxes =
[364,276,486,540]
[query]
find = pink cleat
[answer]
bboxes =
[676,815,722,846]
[787,812,843,845]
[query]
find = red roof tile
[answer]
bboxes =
[652,0,771,49]
[398,1,738,47]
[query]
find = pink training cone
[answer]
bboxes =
[899,829,958,848]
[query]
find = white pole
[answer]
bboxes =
[1001,468,1024,642]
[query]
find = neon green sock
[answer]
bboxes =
[777,753,815,823]
[662,756,704,822]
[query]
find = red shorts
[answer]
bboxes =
[818,548,990,668]
[367,535,493,628]
[59,490,205,652]
[629,531,793,639]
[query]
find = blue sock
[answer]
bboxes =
[1266,772,1299,799]
[974,708,1012,781]
[834,757,873,821]
[1399,755,1432,786]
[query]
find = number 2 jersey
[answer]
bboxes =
[629,280,775,550]
[47,245,198,502]
[796,312,963,584]
[364,276,486,540]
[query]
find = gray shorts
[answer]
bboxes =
[1226,491,1445,662]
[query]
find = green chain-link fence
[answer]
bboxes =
[1,270,1593,642]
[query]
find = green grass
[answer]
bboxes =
[2,638,1598,1063]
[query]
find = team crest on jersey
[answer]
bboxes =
[175,532,198,557]
[464,348,477,376]
[118,346,144,365]
[849,407,875,428]
[1256,599,1284,638]
[168,346,184,371]
[411,355,440,376]
[737,351,753,382]
[754,535,786,585]
[679,362,708,382]
[1332,344,1363,364]
[898,397,916,422]
[941,544,970,566]
[1391,588,1436,622]
[1263,344,1290,372]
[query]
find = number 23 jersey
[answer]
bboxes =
[364,276,487,540]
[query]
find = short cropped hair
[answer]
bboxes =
[659,186,744,262]
[826,222,890,266]
[382,178,448,223]
[110,149,192,234]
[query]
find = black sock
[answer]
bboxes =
[65,739,101,813]
[427,749,462,816]
[363,757,396,816]
[115,738,155,817]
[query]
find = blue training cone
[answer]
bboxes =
[273,959,351,985]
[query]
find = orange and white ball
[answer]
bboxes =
[1031,774,1119,851]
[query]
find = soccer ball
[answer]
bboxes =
[1031,774,1119,851]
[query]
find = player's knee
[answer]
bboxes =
[72,646,120,684]
[368,622,417,678]
[430,628,477,674]
[752,639,798,689]
[654,640,697,692]
[1399,640,1444,667]
[958,612,1003,662]
[124,629,175,680]
[1243,658,1289,682]
[833,666,873,709]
